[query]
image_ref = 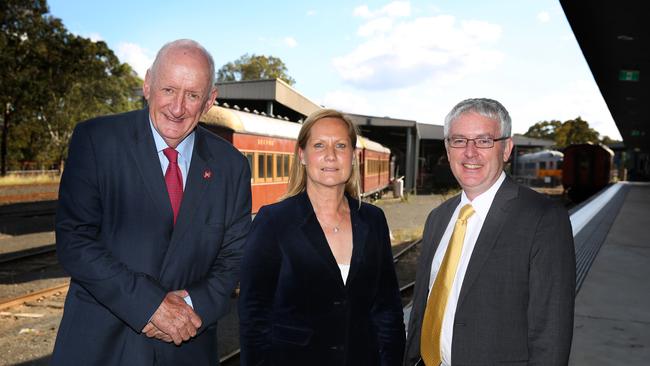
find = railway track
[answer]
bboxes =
[0,245,59,281]
[0,282,69,311]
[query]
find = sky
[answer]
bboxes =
[47,0,622,140]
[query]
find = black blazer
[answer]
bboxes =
[404,177,575,366]
[52,108,251,365]
[239,191,405,365]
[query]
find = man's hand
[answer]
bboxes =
[143,290,202,345]
[142,322,173,342]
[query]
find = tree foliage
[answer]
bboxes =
[217,54,296,85]
[523,120,562,141]
[524,117,619,148]
[1,0,141,174]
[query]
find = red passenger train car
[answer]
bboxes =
[358,138,390,197]
[562,143,615,202]
[201,106,391,212]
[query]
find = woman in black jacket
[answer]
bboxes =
[238,109,405,365]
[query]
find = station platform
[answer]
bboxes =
[569,182,650,365]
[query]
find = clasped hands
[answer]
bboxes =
[142,289,202,345]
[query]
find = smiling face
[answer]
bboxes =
[299,117,355,191]
[143,47,217,148]
[446,111,513,200]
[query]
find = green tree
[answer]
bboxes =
[599,135,620,146]
[36,36,141,169]
[1,0,54,174]
[217,54,296,85]
[1,0,141,174]
[554,117,600,148]
[523,120,562,141]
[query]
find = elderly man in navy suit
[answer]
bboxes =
[405,98,575,365]
[52,39,251,365]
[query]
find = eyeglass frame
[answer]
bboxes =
[445,136,510,149]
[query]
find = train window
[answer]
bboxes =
[276,155,283,179]
[266,154,273,178]
[284,155,290,178]
[257,154,265,182]
[539,162,546,169]
[245,152,254,182]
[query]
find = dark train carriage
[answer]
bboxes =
[201,106,392,212]
[562,143,614,202]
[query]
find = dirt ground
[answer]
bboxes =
[0,184,58,206]
[0,291,66,366]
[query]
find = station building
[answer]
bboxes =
[214,78,559,194]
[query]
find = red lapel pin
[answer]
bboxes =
[203,169,212,179]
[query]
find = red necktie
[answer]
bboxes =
[163,147,183,224]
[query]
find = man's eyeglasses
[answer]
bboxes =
[446,136,509,149]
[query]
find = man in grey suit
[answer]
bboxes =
[404,98,575,365]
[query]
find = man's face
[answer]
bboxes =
[446,112,513,200]
[143,48,217,147]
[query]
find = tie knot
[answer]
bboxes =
[163,147,178,164]
[458,204,475,222]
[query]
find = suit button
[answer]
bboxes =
[333,299,346,306]
[329,345,343,351]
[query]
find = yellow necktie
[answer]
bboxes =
[420,204,475,366]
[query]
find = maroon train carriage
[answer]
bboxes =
[358,137,391,198]
[562,143,615,202]
[201,106,391,213]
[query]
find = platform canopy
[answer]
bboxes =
[561,0,648,151]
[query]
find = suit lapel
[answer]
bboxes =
[346,197,368,286]
[129,108,173,224]
[422,196,460,288]
[298,192,346,283]
[457,177,518,308]
[165,127,213,260]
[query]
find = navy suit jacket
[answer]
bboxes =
[238,191,405,365]
[404,177,575,366]
[52,108,251,365]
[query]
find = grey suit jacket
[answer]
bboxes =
[404,177,575,366]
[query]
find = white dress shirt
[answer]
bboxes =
[338,263,351,285]
[427,172,506,366]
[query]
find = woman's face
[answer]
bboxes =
[300,117,354,191]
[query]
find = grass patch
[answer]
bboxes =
[0,173,60,186]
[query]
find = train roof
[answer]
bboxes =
[202,106,301,140]
[359,136,391,154]
[563,142,614,156]
[201,105,390,153]
[518,150,564,161]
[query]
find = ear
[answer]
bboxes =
[502,137,514,162]
[143,69,152,100]
[202,87,218,115]
[299,148,306,165]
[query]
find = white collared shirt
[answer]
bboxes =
[149,119,194,189]
[427,172,506,366]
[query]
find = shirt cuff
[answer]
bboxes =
[183,295,194,309]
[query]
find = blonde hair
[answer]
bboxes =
[283,109,361,200]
